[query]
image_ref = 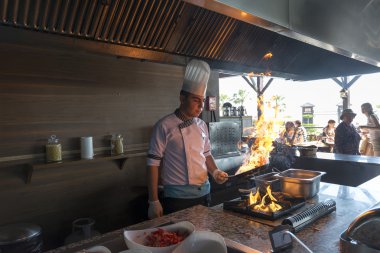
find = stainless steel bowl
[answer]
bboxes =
[297,146,318,157]
[274,169,326,199]
[251,172,280,194]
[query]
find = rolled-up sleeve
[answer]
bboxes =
[147,122,166,166]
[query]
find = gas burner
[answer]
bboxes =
[223,192,306,220]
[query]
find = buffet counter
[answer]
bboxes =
[294,152,380,186]
[46,176,380,253]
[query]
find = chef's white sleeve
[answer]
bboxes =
[147,123,166,166]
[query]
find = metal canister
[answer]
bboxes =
[111,134,124,155]
[46,135,62,162]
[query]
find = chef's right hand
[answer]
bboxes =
[212,169,229,184]
[148,200,163,219]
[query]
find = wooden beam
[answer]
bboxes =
[332,77,343,87]
[347,75,361,89]
[261,78,274,94]
[242,76,257,93]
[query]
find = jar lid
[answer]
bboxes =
[0,223,41,245]
[48,135,59,144]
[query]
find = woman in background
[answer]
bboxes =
[278,121,305,146]
[322,119,336,152]
[294,120,307,142]
[360,103,380,156]
[361,103,380,127]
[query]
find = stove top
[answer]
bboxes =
[223,193,306,221]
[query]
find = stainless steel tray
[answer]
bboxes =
[275,169,326,199]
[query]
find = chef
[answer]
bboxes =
[146,59,228,219]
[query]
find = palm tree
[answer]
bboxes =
[268,95,286,118]
[232,89,249,107]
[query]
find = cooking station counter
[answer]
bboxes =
[46,176,380,253]
[294,152,380,187]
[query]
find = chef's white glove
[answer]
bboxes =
[212,169,228,184]
[148,200,163,219]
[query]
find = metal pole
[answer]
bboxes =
[284,231,313,253]
[257,76,264,119]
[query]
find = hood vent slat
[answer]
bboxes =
[0,0,378,80]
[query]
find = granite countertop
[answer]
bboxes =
[46,176,380,253]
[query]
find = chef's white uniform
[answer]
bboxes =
[147,109,212,198]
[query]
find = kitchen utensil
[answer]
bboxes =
[282,199,336,232]
[274,169,326,199]
[251,172,281,193]
[223,196,306,221]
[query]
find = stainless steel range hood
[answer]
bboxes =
[207,0,380,66]
[0,0,379,81]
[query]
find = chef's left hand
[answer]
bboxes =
[212,169,228,184]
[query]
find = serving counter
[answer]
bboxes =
[46,176,380,253]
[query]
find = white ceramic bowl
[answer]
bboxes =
[172,231,227,253]
[123,221,195,253]
[118,250,152,253]
[83,246,111,253]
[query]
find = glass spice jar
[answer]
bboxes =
[46,135,62,162]
[111,134,124,155]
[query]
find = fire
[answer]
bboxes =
[249,185,282,213]
[254,185,282,212]
[263,52,273,60]
[235,96,277,175]
[249,188,261,205]
[246,71,272,77]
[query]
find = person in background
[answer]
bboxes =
[294,120,307,142]
[146,59,228,219]
[334,109,361,155]
[361,103,380,127]
[321,119,336,152]
[360,103,380,156]
[278,121,304,145]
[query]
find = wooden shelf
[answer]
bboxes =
[26,154,128,184]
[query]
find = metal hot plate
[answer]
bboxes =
[223,193,306,221]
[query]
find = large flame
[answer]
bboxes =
[249,188,261,205]
[255,185,282,212]
[235,96,278,175]
[250,185,282,213]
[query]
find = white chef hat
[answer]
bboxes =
[181,59,210,97]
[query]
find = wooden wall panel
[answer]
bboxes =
[0,28,185,250]
[0,27,220,250]
[0,43,183,157]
